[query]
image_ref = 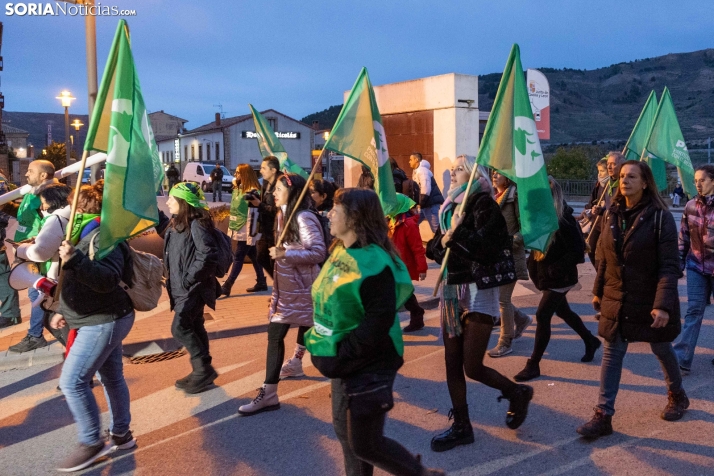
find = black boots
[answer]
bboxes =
[246,282,268,293]
[582,335,602,362]
[661,388,689,421]
[430,406,474,452]
[499,384,534,429]
[403,294,425,332]
[577,409,613,439]
[514,359,540,382]
[220,278,235,298]
[179,359,218,394]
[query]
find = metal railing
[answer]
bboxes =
[559,179,676,199]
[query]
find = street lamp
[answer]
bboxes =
[56,90,75,168]
[71,118,84,157]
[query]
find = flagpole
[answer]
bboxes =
[432,158,482,297]
[276,148,326,247]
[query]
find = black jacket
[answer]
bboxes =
[594,196,682,343]
[421,176,445,208]
[392,167,407,194]
[426,191,516,289]
[164,220,220,310]
[59,232,134,329]
[257,172,283,240]
[527,204,585,290]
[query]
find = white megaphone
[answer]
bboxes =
[8,261,44,291]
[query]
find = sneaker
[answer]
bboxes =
[661,389,689,421]
[279,357,305,379]
[514,359,540,382]
[238,384,280,416]
[513,314,532,340]
[246,283,268,293]
[57,442,111,472]
[500,384,533,429]
[576,409,613,439]
[487,343,513,358]
[105,429,137,450]
[8,334,48,353]
[0,316,21,329]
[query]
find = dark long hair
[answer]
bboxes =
[613,160,668,210]
[278,173,310,243]
[173,199,214,232]
[333,188,400,264]
[310,179,336,212]
[38,183,71,213]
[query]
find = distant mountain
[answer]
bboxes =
[2,111,90,150]
[301,48,714,147]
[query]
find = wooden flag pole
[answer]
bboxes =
[432,159,482,297]
[276,148,326,247]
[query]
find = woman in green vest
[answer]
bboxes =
[220,164,266,297]
[306,188,444,476]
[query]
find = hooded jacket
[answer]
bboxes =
[16,205,71,280]
[412,160,444,208]
[679,194,714,275]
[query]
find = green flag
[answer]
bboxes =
[642,87,696,198]
[84,20,163,259]
[624,91,667,190]
[323,68,397,216]
[249,104,308,179]
[475,44,558,252]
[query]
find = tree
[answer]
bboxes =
[38,141,76,170]
[546,146,591,180]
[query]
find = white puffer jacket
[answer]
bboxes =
[16,205,71,280]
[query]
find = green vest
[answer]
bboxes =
[305,244,414,357]
[228,188,249,232]
[14,193,42,241]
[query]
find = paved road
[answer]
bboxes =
[1,265,713,475]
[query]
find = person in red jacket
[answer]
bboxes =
[388,194,428,331]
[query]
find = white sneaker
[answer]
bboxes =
[487,343,513,358]
[238,384,280,416]
[279,357,305,379]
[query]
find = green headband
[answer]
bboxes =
[170,182,208,210]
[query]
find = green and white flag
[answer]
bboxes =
[624,91,667,190]
[475,44,558,252]
[323,67,397,216]
[249,104,308,179]
[84,20,163,259]
[642,87,696,198]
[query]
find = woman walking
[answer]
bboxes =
[51,182,137,472]
[165,182,220,394]
[514,177,600,382]
[221,164,266,297]
[238,173,326,415]
[426,155,533,453]
[577,161,688,439]
[306,188,443,476]
[487,172,532,357]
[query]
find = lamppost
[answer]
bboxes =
[56,90,75,168]
[71,118,84,157]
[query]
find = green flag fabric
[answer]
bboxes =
[248,104,308,179]
[323,67,398,216]
[624,91,667,190]
[475,44,558,252]
[84,20,163,259]
[642,87,696,198]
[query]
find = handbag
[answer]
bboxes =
[344,372,395,418]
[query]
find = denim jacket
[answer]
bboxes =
[679,194,714,275]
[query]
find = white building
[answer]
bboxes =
[156,110,315,173]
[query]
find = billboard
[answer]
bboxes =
[527,69,550,140]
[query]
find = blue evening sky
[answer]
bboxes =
[3,0,713,128]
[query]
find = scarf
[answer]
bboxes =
[607,179,619,197]
[70,214,100,245]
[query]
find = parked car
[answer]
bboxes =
[182,162,233,192]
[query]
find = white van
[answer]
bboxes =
[182,162,233,192]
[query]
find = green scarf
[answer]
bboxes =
[169,182,208,210]
[70,213,100,245]
[607,179,619,196]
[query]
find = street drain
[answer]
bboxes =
[129,349,187,365]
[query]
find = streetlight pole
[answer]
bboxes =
[71,118,84,158]
[56,90,75,170]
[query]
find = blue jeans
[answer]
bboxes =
[59,313,135,446]
[597,333,682,416]
[226,241,265,285]
[420,203,440,234]
[673,267,714,370]
[28,287,46,338]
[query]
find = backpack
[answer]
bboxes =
[211,227,233,278]
[311,210,333,256]
[402,179,421,205]
[89,232,164,312]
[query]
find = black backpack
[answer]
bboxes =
[212,228,233,278]
[310,210,333,265]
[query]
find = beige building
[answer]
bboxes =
[148,111,188,142]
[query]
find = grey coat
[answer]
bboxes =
[497,186,528,280]
[269,210,326,326]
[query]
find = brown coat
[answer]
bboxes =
[497,186,528,280]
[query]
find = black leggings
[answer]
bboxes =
[444,312,519,409]
[265,323,309,384]
[531,290,592,362]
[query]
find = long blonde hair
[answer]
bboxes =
[455,155,492,194]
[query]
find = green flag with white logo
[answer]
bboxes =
[642,87,696,198]
[475,44,557,252]
[249,104,308,179]
[623,91,667,190]
[323,67,397,216]
[83,20,163,259]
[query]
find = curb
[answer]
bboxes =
[0,341,64,371]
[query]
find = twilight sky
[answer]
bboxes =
[3,0,713,129]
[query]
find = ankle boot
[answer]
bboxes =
[280,345,306,379]
[514,359,540,382]
[582,335,601,362]
[499,384,533,429]
[238,384,280,416]
[403,310,425,332]
[430,406,474,452]
[175,370,194,389]
[182,360,218,394]
[220,278,235,297]
[661,388,689,421]
[577,409,613,439]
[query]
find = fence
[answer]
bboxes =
[559,179,676,199]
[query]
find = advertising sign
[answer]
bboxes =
[527,69,550,140]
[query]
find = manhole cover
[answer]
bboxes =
[129,348,186,365]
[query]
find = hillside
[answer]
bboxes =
[302,48,714,146]
[2,111,89,150]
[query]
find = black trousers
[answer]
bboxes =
[331,372,424,476]
[531,289,592,362]
[256,237,275,277]
[171,295,212,369]
[265,323,308,384]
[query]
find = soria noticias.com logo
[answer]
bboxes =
[5,2,136,16]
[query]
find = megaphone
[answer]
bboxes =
[9,261,43,291]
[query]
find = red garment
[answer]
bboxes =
[391,214,428,281]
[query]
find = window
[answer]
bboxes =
[267,117,277,131]
[215,142,220,161]
[206,144,211,162]
[196,166,204,176]
[184,146,188,161]
[191,145,195,161]
[171,151,174,161]
[198,144,203,161]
